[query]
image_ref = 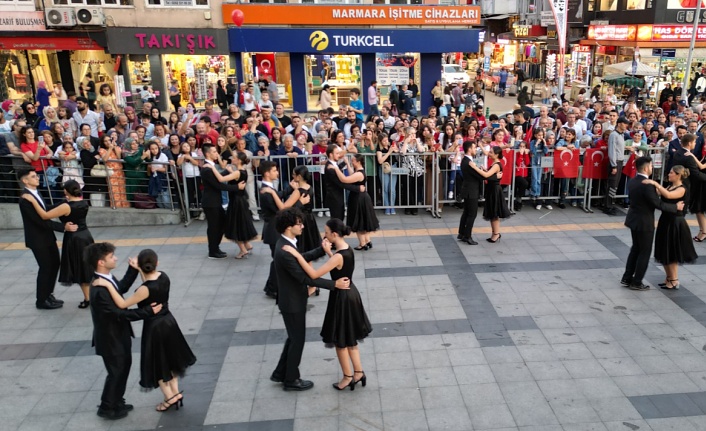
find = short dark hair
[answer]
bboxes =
[463,140,476,153]
[326,144,338,157]
[202,144,215,154]
[16,168,36,182]
[635,156,652,173]
[275,207,304,234]
[84,242,116,271]
[350,88,360,96]
[371,80,377,85]
[76,96,88,104]
[681,133,697,147]
[259,160,277,175]
[512,109,524,116]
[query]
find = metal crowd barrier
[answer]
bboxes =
[0,146,668,225]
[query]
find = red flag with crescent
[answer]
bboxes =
[553,148,580,178]
[622,153,637,178]
[582,148,609,179]
[486,148,515,185]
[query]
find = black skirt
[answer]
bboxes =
[320,283,372,348]
[348,191,380,233]
[59,229,94,285]
[140,311,197,389]
[654,213,698,265]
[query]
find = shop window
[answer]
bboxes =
[52,0,133,5]
[625,0,647,9]
[147,0,208,6]
[0,0,34,9]
[598,0,617,11]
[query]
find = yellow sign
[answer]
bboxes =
[309,31,329,51]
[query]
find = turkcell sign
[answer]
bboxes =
[227,28,480,53]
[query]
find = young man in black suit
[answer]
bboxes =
[457,140,482,245]
[200,144,244,259]
[323,144,365,220]
[671,133,706,241]
[260,160,311,299]
[270,208,350,391]
[622,157,683,291]
[17,168,77,309]
[85,242,161,420]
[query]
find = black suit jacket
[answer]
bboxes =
[274,237,336,313]
[323,161,359,206]
[672,147,706,190]
[459,157,482,200]
[89,266,149,357]
[200,165,242,208]
[18,189,63,249]
[624,174,677,232]
[260,184,282,246]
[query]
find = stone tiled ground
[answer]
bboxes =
[1,206,706,431]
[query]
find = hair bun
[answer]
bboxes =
[343,225,352,236]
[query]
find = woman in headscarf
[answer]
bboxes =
[21,101,40,128]
[122,137,149,204]
[37,106,59,132]
[35,81,51,115]
[124,106,140,130]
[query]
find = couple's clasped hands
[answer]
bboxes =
[281,244,350,290]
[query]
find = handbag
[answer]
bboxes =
[90,164,112,177]
[382,162,392,174]
[133,193,157,209]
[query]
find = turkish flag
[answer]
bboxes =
[582,148,609,180]
[553,148,580,179]
[622,153,637,178]
[487,148,515,185]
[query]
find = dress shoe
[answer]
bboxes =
[49,294,64,304]
[464,238,479,245]
[283,379,314,391]
[208,251,227,259]
[270,372,284,383]
[628,283,650,291]
[36,299,62,310]
[118,403,134,412]
[620,278,632,287]
[97,407,128,420]
[457,234,464,240]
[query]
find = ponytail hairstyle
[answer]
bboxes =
[293,165,311,184]
[137,249,158,273]
[235,151,249,167]
[492,145,504,159]
[326,218,352,237]
[353,153,365,167]
[63,179,82,198]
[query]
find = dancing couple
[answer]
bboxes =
[271,208,372,391]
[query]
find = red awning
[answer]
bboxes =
[0,36,103,50]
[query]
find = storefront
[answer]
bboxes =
[223,3,480,113]
[227,28,480,113]
[0,11,107,105]
[106,28,230,112]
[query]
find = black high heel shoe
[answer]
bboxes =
[367,241,373,249]
[354,370,366,387]
[486,233,502,243]
[354,244,367,251]
[78,300,90,309]
[156,393,182,412]
[332,375,355,391]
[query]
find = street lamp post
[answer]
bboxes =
[681,0,703,101]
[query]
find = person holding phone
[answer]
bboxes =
[20,127,56,201]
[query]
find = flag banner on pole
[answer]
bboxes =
[553,148,580,178]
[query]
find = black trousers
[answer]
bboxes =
[623,228,654,285]
[30,245,60,303]
[264,243,278,295]
[515,176,529,202]
[327,195,345,221]
[274,311,306,382]
[605,161,623,208]
[100,354,131,410]
[203,206,225,254]
[458,196,478,239]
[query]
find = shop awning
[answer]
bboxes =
[483,14,510,20]
[604,61,659,76]
[0,35,104,50]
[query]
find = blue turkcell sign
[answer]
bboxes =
[228,28,481,53]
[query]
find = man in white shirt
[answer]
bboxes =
[72,97,104,138]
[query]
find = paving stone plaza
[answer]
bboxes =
[1,208,706,431]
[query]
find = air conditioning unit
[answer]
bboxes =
[45,8,77,28]
[75,8,105,26]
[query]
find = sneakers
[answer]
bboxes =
[317,211,324,218]
[545,204,553,210]
[571,201,578,208]
[385,209,391,215]
[325,211,330,217]
[198,212,206,221]
[448,191,454,199]
[390,209,396,215]
[535,204,542,210]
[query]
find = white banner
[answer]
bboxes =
[548,0,568,49]
[375,66,409,86]
[541,11,554,27]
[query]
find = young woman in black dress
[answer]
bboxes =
[643,165,698,289]
[225,152,258,259]
[95,249,196,412]
[468,146,511,243]
[329,154,380,250]
[22,180,94,308]
[283,218,372,391]
[292,165,322,253]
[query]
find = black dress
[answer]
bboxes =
[138,273,196,389]
[58,200,94,285]
[483,162,512,221]
[297,187,322,253]
[320,247,372,348]
[347,169,380,233]
[225,170,258,242]
[654,185,698,265]
[689,158,706,214]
